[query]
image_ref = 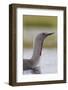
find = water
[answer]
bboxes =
[23,48,57,74]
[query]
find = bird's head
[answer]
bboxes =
[40,32,54,39]
[36,32,54,41]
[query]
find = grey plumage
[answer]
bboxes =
[23,32,53,74]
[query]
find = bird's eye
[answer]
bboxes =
[42,33,45,36]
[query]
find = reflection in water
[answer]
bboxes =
[23,48,57,74]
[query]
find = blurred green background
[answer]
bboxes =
[23,15,57,48]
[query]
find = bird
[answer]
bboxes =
[23,32,54,74]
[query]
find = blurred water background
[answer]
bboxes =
[23,15,57,74]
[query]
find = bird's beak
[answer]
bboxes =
[46,33,54,36]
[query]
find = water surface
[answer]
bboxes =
[23,48,57,74]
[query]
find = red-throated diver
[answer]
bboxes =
[23,33,54,74]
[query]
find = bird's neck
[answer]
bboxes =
[31,38,44,66]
